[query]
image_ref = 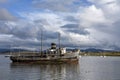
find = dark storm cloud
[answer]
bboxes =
[0,21,11,34]
[43,31,59,40]
[112,20,120,36]
[64,16,78,22]
[61,24,89,35]
[61,24,79,28]
[0,22,38,39]
[91,20,120,40]
[0,20,59,41]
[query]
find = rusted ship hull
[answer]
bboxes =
[10,56,79,63]
[10,51,80,63]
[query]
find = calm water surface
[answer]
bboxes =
[0,55,120,80]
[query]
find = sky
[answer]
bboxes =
[0,0,120,51]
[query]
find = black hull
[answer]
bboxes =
[10,56,79,64]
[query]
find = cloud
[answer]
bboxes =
[76,0,120,50]
[32,0,83,12]
[88,0,120,19]
[88,0,116,4]
[78,5,108,27]
[0,8,16,21]
[0,11,90,49]
[0,0,120,50]
[61,24,89,35]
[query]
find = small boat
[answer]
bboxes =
[5,55,11,57]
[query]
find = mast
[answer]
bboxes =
[10,44,12,55]
[10,44,13,56]
[58,33,61,55]
[58,33,61,49]
[40,29,43,55]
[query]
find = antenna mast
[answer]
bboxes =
[58,33,61,49]
[58,33,61,56]
[40,29,43,55]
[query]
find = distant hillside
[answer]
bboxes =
[0,48,30,54]
[0,48,117,54]
[80,48,114,52]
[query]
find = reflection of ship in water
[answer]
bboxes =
[10,62,80,80]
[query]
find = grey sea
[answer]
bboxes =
[0,55,120,80]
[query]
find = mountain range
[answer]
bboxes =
[0,48,29,53]
[0,48,117,54]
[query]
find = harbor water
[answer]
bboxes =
[0,55,120,80]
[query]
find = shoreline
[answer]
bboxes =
[1,52,120,57]
[80,52,120,56]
